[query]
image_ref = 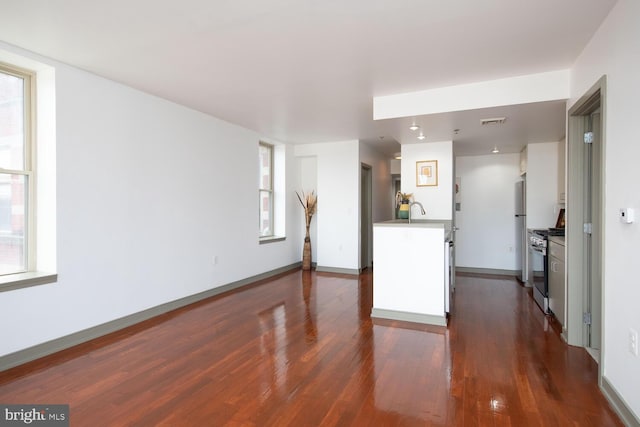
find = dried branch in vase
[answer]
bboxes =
[296,190,317,228]
[395,191,413,207]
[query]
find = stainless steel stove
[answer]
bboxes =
[528,228,564,313]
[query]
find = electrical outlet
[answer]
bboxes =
[212,255,218,265]
[630,328,639,357]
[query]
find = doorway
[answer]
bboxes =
[360,163,373,270]
[566,76,605,368]
[392,175,401,218]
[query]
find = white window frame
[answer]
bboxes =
[258,141,286,244]
[259,141,274,238]
[0,61,56,292]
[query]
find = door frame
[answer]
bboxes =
[566,75,606,381]
[360,163,373,270]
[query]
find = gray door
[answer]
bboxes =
[567,76,605,359]
[360,164,373,270]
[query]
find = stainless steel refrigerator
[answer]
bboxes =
[515,180,527,283]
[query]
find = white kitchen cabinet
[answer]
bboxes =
[525,142,559,228]
[444,238,454,313]
[372,220,450,326]
[548,237,566,328]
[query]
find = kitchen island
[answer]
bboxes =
[372,219,452,326]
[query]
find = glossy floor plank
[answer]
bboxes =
[0,270,623,426]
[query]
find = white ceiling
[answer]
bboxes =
[0,0,617,157]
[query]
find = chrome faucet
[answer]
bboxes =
[408,201,426,223]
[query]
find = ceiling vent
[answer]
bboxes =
[480,117,507,126]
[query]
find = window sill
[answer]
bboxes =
[0,271,58,293]
[259,236,286,245]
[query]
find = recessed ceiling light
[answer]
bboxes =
[491,146,500,154]
[394,152,402,160]
[417,132,425,140]
[409,123,420,131]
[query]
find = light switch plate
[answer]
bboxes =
[620,208,635,224]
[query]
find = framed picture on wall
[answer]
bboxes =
[416,160,438,187]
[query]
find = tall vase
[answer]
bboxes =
[302,227,312,270]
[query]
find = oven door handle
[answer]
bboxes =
[530,246,546,256]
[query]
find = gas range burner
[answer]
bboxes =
[532,229,550,237]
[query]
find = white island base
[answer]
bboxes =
[372,220,450,327]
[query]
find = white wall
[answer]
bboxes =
[401,141,453,220]
[455,153,521,270]
[294,141,360,271]
[359,143,393,224]
[526,142,560,229]
[0,43,300,357]
[570,0,640,418]
[360,143,394,269]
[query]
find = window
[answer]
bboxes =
[259,142,274,238]
[258,141,285,243]
[0,57,56,292]
[0,64,33,276]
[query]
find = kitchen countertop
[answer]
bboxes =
[375,219,451,228]
[375,219,453,241]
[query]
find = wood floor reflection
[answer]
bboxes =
[0,270,623,426]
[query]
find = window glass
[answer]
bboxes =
[259,190,271,236]
[259,144,272,190]
[0,71,26,170]
[0,67,30,275]
[0,173,26,274]
[259,143,273,237]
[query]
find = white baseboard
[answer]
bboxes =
[315,266,360,275]
[456,267,519,276]
[601,376,640,427]
[371,308,447,327]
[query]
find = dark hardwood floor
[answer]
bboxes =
[0,270,622,426]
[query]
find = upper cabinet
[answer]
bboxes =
[390,158,401,175]
[520,146,528,175]
[525,142,560,228]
